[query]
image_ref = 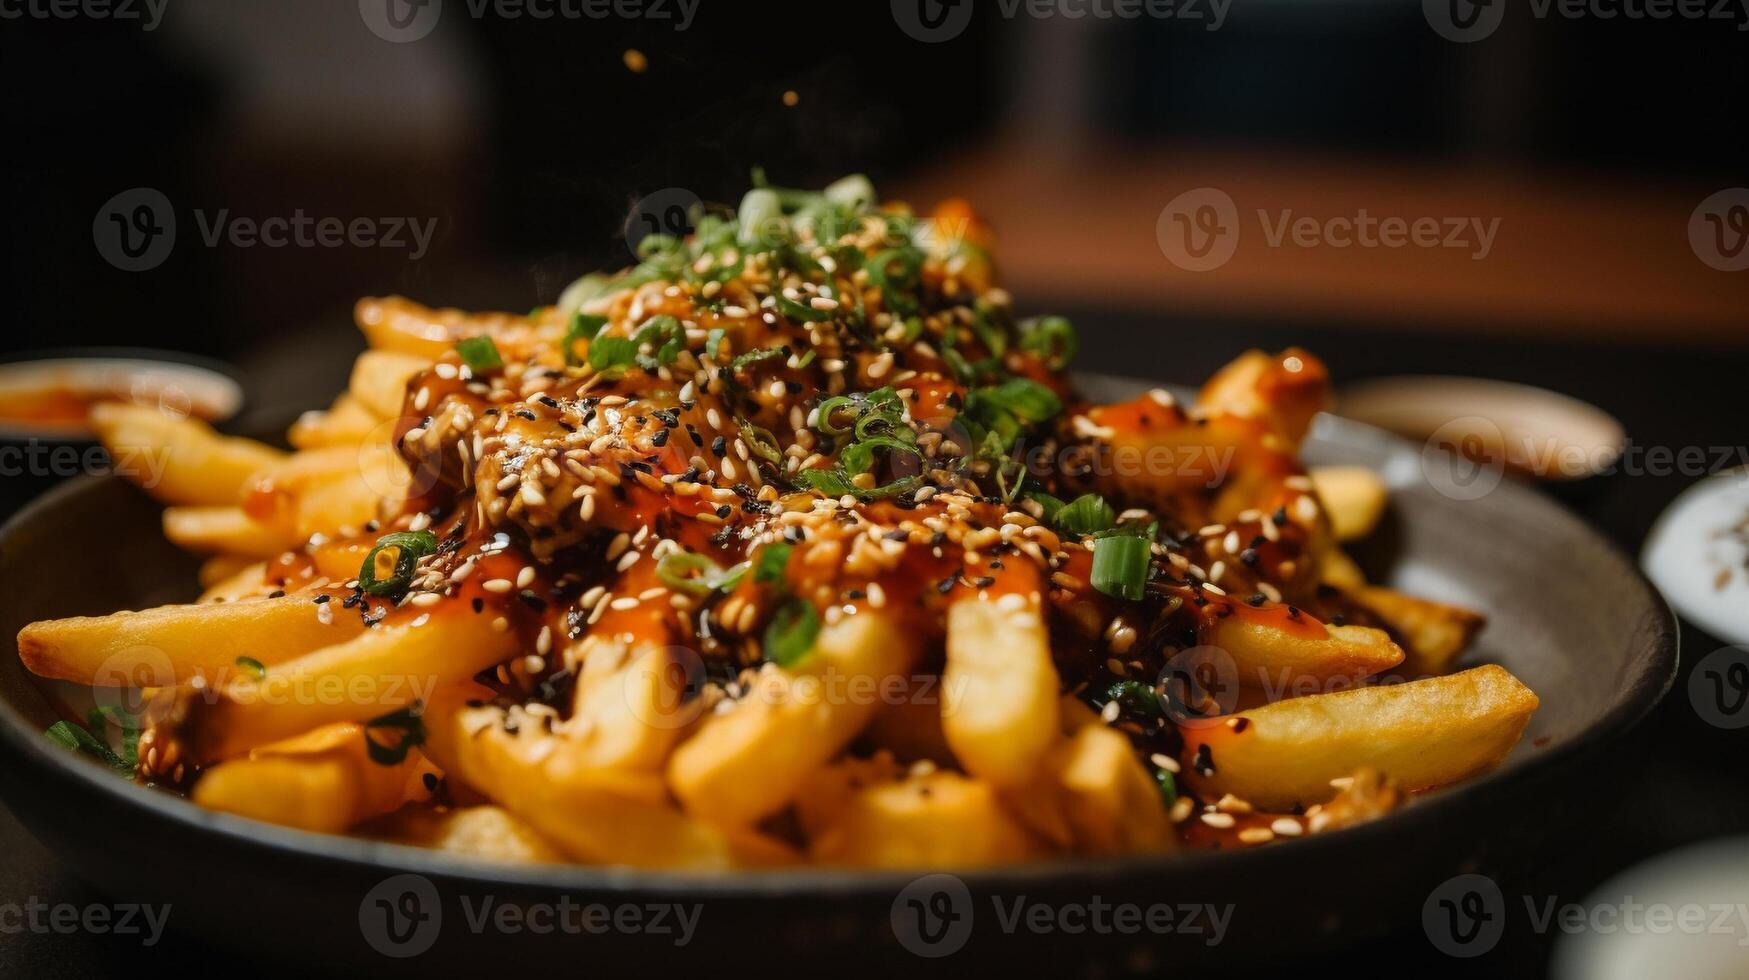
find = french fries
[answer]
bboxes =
[1208,613,1405,690]
[1309,466,1389,542]
[669,612,920,827]
[182,604,518,761]
[163,506,299,557]
[192,722,437,833]
[348,350,430,420]
[18,593,365,686]
[1180,665,1539,811]
[91,403,284,506]
[427,690,795,869]
[14,176,1537,867]
[805,768,1042,868]
[942,592,1059,787]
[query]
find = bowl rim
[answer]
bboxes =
[0,398,1680,897]
[0,347,247,441]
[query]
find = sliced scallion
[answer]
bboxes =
[1090,533,1150,601]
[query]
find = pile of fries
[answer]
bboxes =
[17,177,1536,868]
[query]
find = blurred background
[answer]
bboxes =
[1,0,1747,976]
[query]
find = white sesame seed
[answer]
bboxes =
[1271,818,1304,837]
[1200,812,1236,829]
[482,579,513,594]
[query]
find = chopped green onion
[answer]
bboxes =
[363,704,425,766]
[1053,494,1116,536]
[1090,534,1151,601]
[46,721,126,771]
[235,656,266,680]
[797,467,918,500]
[704,327,727,360]
[358,530,439,598]
[631,314,684,369]
[555,272,611,319]
[563,313,608,367]
[1095,680,1166,722]
[967,377,1062,426]
[455,336,504,373]
[730,346,785,373]
[656,552,735,597]
[1025,491,1066,522]
[774,295,831,323]
[823,173,876,212]
[737,418,784,465]
[737,188,785,248]
[1155,768,1178,806]
[1018,315,1078,369]
[753,542,793,585]
[763,598,820,668]
[587,330,637,377]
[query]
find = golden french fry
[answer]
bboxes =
[565,636,698,772]
[182,604,519,761]
[942,593,1059,787]
[428,691,794,869]
[1197,348,1332,447]
[191,722,436,833]
[1051,724,1175,855]
[355,296,534,360]
[1181,664,1538,811]
[348,350,430,420]
[289,394,379,450]
[1310,466,1389,542]
[198,554,262,591]
[91,403,285,506]
[1319,546,1368,590]
[197,561,270,602]
[1351,586,1486,678]
[1209,611,1404,690]
[18,592,365,685]
[669,611,919,826]
[163,506,299,558]
[806,770,1042,868]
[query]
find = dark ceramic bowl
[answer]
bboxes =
[0,375,1677,976]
